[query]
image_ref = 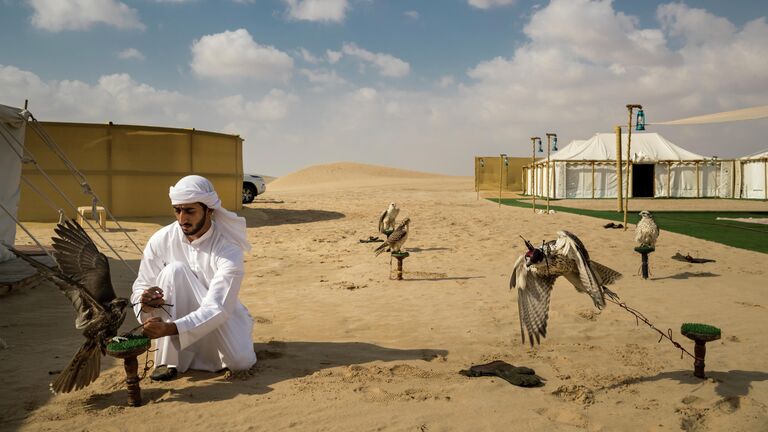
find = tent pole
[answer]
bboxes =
[591,161,595,199]
[615,126,623,212]
[667,162,672,198]
[764,160,767,200]
[696,161,700,198]
[530,137,539,213]
[624,105,641,231]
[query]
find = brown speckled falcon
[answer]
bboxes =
[635,210,659,248]
[374,217,410,256]
[7,220,129,393]
[510,231,622,345]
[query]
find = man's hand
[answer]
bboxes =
[140,286,165,313]
[142,317,179,339]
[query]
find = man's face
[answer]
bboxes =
[173,203,209,236]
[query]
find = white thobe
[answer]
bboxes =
[131,222,257,372]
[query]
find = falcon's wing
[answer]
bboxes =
[5,243,106,329]
[555,231,605,309]
[386,226,407,246]
[378,209,387,233]
[511,255,556,345]
[52,220,116,305]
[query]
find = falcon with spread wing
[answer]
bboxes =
[510,231,622,345]
[7,220,130,393]
[635,210,659,248]
[374,217,410,256]
[378,202,400,234]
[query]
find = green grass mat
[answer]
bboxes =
[106,334,150,352]
[492,198,768,254]
[681,323,721,338]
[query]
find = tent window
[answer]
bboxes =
[632,164,655,197]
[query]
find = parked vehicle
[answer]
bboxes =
[242,174,266,203]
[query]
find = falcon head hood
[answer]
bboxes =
[521,236,544,266]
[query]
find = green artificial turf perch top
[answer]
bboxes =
[106,334,151,352]
[681,323,721,340]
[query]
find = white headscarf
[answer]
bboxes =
[169,175,251,252]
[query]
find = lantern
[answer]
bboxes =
[552,136,558,151]
[636,108,646,131]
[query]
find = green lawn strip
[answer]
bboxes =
[490,198,768,254]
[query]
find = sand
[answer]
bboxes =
[1,161,767,431]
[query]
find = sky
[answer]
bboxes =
[1,0,767,176]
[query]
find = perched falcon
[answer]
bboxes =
[7,220,130,393]
[510,231,622,345]
[635,210,659,248]
[378,202,400,234]
[374,218,410,256]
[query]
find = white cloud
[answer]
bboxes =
[468,0,515,9]
[296,47,321,64]
[341,43,410,78]
[26,0,145,31]
[117,48,145,61]
[190,29,294,82]
[0,66,193,123]
[404,10,419,19]
[657,3,737,45]
[326,49,342,64]
[437,75,455,88]
[299,68,346,90]
[216,90,298,122]
[283,0,348,23]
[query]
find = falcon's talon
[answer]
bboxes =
[110,336,129,343]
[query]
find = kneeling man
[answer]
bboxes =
[131,175,257,380]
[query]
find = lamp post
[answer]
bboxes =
[624,104,644,230]
[530,136,541,213]
[545,133,557,213]
[499,153,508,207]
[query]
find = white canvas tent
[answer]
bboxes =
[525,132,733,199]
[739,149,768,199]
[0,104,28,262]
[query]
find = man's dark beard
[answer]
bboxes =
[181,216,207,236]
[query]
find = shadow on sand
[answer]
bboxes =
[651,271,719,281]
[603,369,768,399]
[84,341,449,408]
[239,207,345,228]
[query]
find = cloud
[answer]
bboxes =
[341,43,410,78]
[404,10,419,19]
[190,29,293,82]
[26,0,145,31]
[468,0,515,9]
[296,47,321,64]
[216,89,298,122]
[117,48,145,61]
[326,49,342,64]
[299,68,346,90]
[283,0,348,23]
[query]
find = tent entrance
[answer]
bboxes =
[632,164,655,197]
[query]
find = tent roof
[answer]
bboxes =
[0,104,26,127]
[548,132,705,162]
[742,148,768,160]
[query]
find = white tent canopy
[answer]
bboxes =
[739,148,768,199]
[0,104,28,262]
[526,132,733,199]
